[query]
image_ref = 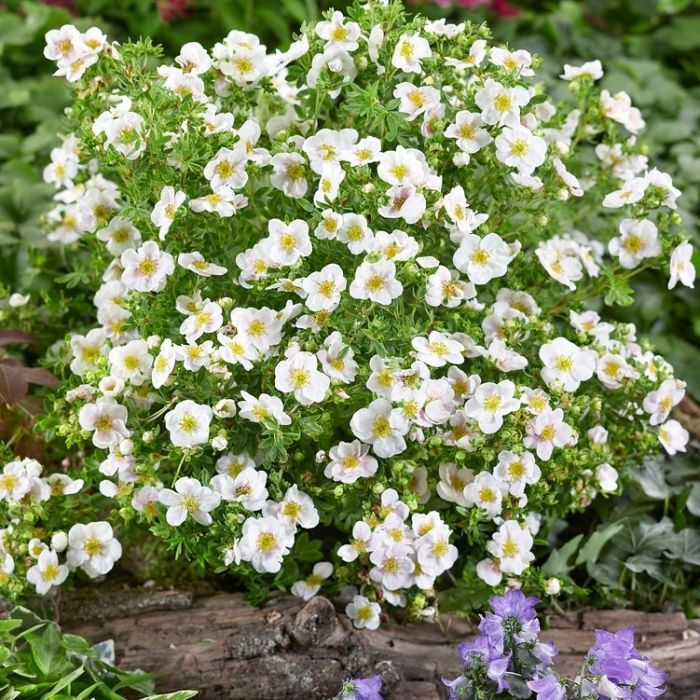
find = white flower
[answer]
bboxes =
[411,331,464,367]
[302,128,357,174]
[66,521,122,577]
[490,47,534,75]
[475,78,530,128]
[210,466,269,511]
[301,264,346,311]
[495,125,547,174]
[108,339,152,385]
[668,242,695,290]
[324,441,378,483]
[392,33,431,74]
[602,176,647,209]
[180,301,223,342]
[425,266,475,308]
[273,485,320,530]
[347,136,382,166]
[274,350,330,405]
[350,398,409,458]
[539,337,596,392]
[350,260,403,305]
[26,549,69,595]
[237,515,294,573]
[453,232,515,285]
[346,594,381,630]
[600,89,645,134]
[560,60,603,81]
[315,11,361,51]
[465,380,520,434]
[78,398,130,448]
[595,463,618,493]
[378,185,426,224]
[338,521,372,562]
[268,219,312,266]
[444,110,491,155]
[337,213,373,254]
[217,332,258,370]
[476,557,503,586]
[204,147,248,190]
[120,241,175,293]
[175,41,211,74]
[159,477,221,526]
[493,450,541,497]
[96,217,141,255]
[164,400,213,447]
[216,452,256,477]
[393,82,441,121]
[643,378,685,426]
[70,328,107,376]
[178,251,228,277]
[230,306,283,353]
[487,520,534,575]
[524,408,575,460]
[369,545,415,590]
[658,419,689,456]
[269,153,308,199]
[291,561,334,600]
[151,186,186,240]
[0,462,30,501]
[238,391,291,425]
[317,333,358,383]
[596,352,639,389]
[463,471,506,518]
[609,218,660,269]
[176,340,214,371]
[436,462,473,506]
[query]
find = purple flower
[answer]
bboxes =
[589,627,638,681]
[528,674,568,700]
[629,657,667,699]
[337,675,383,700]
[481,589,541,645]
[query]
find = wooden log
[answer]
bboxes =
[37,586,698,700]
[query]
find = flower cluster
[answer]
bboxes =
[443,589,666,699]
[0,457,120,595]
[8,0,691,612]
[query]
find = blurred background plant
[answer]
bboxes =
[0,0,698,613]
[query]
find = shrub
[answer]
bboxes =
[1,0,694,623]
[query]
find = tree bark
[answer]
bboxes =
[26,586,699,699]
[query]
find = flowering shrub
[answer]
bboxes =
[1,0,695,620]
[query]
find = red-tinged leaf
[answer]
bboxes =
[22,367,59,388]
[0,359,29,405]
[0,329,35,346]
[19,395,47,417]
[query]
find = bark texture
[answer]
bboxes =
[22,586,699,700]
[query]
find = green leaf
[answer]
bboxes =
[30,623,63,677]
[40,665,85,699]
[665,528,700,567]
[142,692,198,700]
[575,522,625,566]
[687,482,700,517]
[541,534,583,576]
[636,460,671,500]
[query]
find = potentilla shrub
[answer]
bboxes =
[2,0,694,617]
